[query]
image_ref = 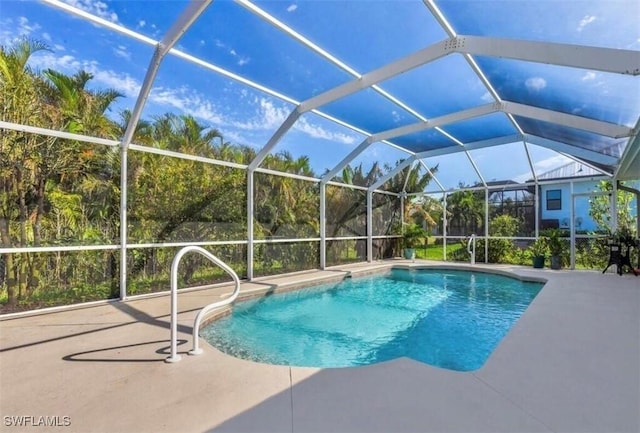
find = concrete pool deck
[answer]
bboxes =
[1,260,638,432]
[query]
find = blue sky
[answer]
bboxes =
[1,0,638,188]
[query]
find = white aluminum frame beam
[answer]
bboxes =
[418,160,446,192]
[615,117,640,180]
[321,138,372,184]
[424,0,528,182]
[525,135,619,166]
[402,160,419,193]
[368,157,416,192]
[413,135,523,160]
[248,109,302,170]
[615,139,640,180]
[523,141,538,183]
[121,0,213,148]
[300,39,454,113]
[461,134,525,152]
[425,0,636,188]
[42,0,156,45]
[318,95,629,185]
[0,121,120,147]
[321,104,499,185]
[372,103,499,143]
[556,151,614,177]
[502,101,633,139]
[458,35,640,76]
[249,38,454,172]
[391,98,630,152]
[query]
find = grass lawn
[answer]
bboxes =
[414,241,463,260]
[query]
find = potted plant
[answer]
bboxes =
[543,228,566,270]
[528,237,548,268]
[402,223,426,260]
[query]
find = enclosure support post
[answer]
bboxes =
[400,195,405,228]
[570,182,576,270]
[443,193,448,261]
[534,183,540,238]
[119,145,128,300]
[611,181,618,233]
[484,188,489,263]
[247,170,254,280]
[320,183,326,269]
[367,191,373,262]
[617,181,640,236]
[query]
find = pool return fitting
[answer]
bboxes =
[166,246,241,363]
[467,234,476,266]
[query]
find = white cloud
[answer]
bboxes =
[90,68,140,97]
[62,0,119,23]
[183,96,356,145]
[214,39,250,66]
[261,99,290,128]
[42,32,52,41]
[577,15,596,32]
[525,77,546,92]
[287,4,298,13]
[581,71,596,81]
[29,52,141,97]
[138,20,146,28]
[16,16,41,36]
[230,98,288,130]
[295,118,356,145]
[150,87,225,124]
[113,45,131,60]
[30,52,81,71]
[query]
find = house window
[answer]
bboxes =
[546,189,561,210]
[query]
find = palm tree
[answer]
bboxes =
[446,188,484,236]
[43,69,121,137]
[256,151,318,238]
[0,39,51,305]
[383,160,438,224]
[36,69,122,247]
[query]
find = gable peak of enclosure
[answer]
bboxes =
[0,0,639,312]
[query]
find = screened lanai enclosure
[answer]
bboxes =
[1,0,639,312]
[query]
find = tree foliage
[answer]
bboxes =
[1,39,438,311]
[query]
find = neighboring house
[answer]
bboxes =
[538,162,639,233]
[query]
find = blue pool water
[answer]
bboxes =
[201,269,543,371]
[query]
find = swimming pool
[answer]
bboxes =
[201,268,543,371]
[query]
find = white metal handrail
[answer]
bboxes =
[166,246,241,363]
[466,234,476,266]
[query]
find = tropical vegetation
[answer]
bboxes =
[0,39,437,312]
